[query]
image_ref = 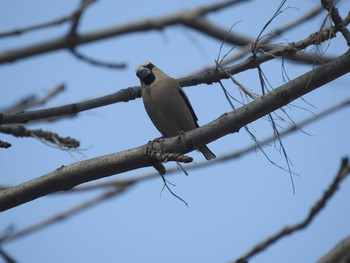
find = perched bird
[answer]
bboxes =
[135,61,215,160]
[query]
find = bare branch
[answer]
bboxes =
[68,0,95,38]
[233,157,350,263]
[1,50,350,211]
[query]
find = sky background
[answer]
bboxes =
[1,0,350,262]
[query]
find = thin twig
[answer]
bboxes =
[70,49,126,69]
[160,174,188,207]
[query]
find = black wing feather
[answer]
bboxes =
[178,85,200,128]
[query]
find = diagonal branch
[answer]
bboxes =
[0,97,348,240]
[233,157,350,263]
[1,49,350,212]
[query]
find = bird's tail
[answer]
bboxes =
[199,145,216,160]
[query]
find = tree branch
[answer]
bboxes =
[233,157,350,263]
[1,49,350,212]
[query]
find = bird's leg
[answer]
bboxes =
[147,135,165,155]
[145,139,166,175]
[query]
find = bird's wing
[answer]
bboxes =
[178,86,199,128]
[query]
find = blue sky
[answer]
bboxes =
[1,0,350,262]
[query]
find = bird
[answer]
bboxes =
[135,61,215,160]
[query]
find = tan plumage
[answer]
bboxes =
[135,61,215,160]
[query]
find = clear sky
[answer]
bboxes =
[1,0,350,262]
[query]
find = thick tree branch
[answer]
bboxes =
[0,98,348,241]
[1,49,350,212]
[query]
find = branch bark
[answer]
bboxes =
[316,235,350,263]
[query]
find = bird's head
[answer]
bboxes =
[135,61,165,85]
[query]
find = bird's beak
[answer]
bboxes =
[136,67,151,82]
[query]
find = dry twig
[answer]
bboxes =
[0,124,79,149]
